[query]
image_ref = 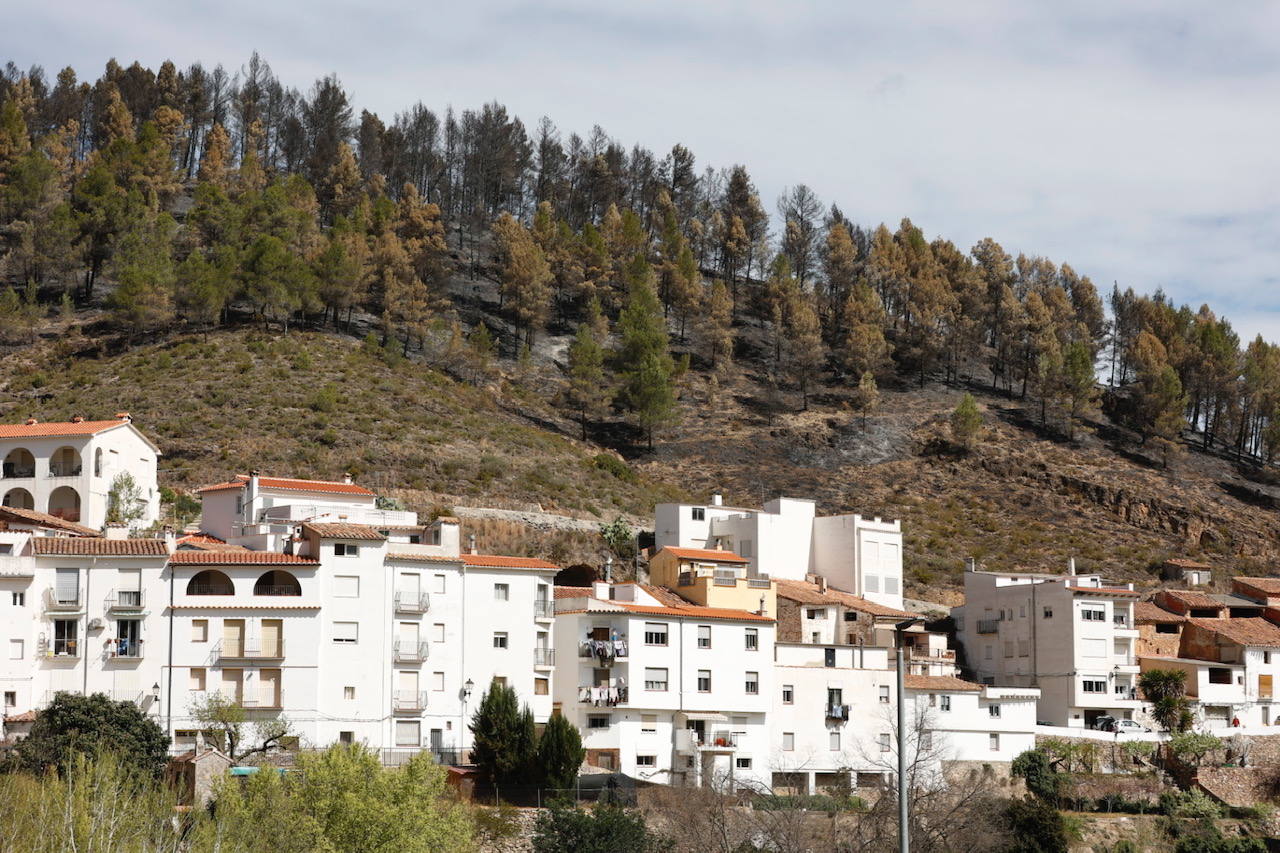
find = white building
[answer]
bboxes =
[952,566,1142,728]
[654,496,904,610]
[553,581,775,790]
[0,415,161,530]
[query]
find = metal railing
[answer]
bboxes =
[214,639,286,659]
[108,638,144,659]
[394,640,428,663]
[533,599,554,619]
[253,585,301,597]
[44,588,81,611]
[105,589,145,611]
[381,747,465,766]
[907,646,956,660]
[394,590,430,614]
[392,690,427,712]
[48,638,79,658]
[747,577,772,589]
[826,703,850,720]
[534,647,556,667]
[49,464,82,477]
[976,619,1001,634]
[577,685,628,706]
[693,730,739,749]
[187,583,234,596]
[241,693,283,710]
[2,463,34,478]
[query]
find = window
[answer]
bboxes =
[433,672,446,691]
[636,754,656,767]
[984,645,992,660]
[494,583,509,601]
[339,731,354,745]
[825,648,836,667]
[811,633,821,643]
[879,685,890,704]
[697,625,711,649]
[191,619,208,642]
[745,671,759,694]
[807,608,825,620]
[989,704,1001,718]
[989,733,1000,752]
[3,691,14,708]
[940,695,951,712]
[1019,605,1025,618]
[493,632,508,649]
[1082,679,1107,693]
[493,676,508,687]
[697,670,711,692]
[1266,652,1273,665]
[333,622,358,644]
[745,628,758,650]
[830,732,842,751]
[334,543,359,557]
[433,623,446,643]
[1156,623,1178,634]
[189,668,206,691]
[1003,641,1013,658]
[588,715,611,729]
[641,714,657,733]
[1043,607,1053,619]
[738,539,752,558]
[878,733,890,753]
[1208,668,1231,685]
[691,507,705,521]
[344,686,356,700]
[782,684,794,704]
[10,591,23,606]
[1081,607,1105,622]
[928,693,936,707]
[736,757,752,769]
[52,619,77,656]
[644,667,669,691]
[534,677,549,695]
[2,636,22,660]
[782,732,795,751]
[333,575,359,597]
[644,623,668,646]
[433,574,446,593]
[395,720,420,747]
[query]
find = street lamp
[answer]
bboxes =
[894,617,923,853]
[462,679,475,761]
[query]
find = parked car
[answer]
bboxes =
[1100,718,1151,734]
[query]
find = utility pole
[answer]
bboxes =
[895,617,923,853]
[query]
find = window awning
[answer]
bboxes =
[678,711,728,723]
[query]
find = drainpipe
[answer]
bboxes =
[460,561,467,755]
[166,552,174,735]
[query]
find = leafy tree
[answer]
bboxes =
[16,691,169,778]
[1138,669,1192,732]
[105,471,146,527]
[950,392,983,450]
[599,517,636,563]
[1000,797,1069,853]
[189,689,294,763]
[470,681,536,789]
[1168,731,1222,770]
[532,802,670,853]
[1011,749,1064,805]
[536,713,586,793]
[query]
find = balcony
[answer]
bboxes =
[534,647,556,668]
[393,640,428,663]
[105,589,145,612]
[2,463,34,478]
[47,639,80,658]
[826,703,850,721]
[577,684,628,706]
[579,637,630,663]
[676,728,738,753]
[48,465,82,478]
[381,747,466,767]
[393,690,427,713]
[907,646,956,661]
[44,589,82,612]
[976,618,1001,634]
[534,599,554,620]
[107,638,144,659]
[214,639,285,660]
[747,577,772,589]
[241,693,283,710]
[394,590,430,614]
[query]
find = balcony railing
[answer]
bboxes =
[394,590,430,614]
[381,747,466,767]
[214,639,285,660]
[49,464,82,478]
[105,589,145,611]
[907,647,956,661]
[241,694,283,710]
[826,703,850,720]
[577,684,628,706]
[976,618,1001,634]
[254,585,300,597]
[747,577,772,589]
[690,730,739,749]
[394,640,428,663]
[48,639,80,658]
[108,638,144,659]
[44,588,81,611]
[579,638,629,662]
[1113,616,1130,628]
[534,647,556,667]
[393,690,427,712]
[2,463,34,478]
[534,599,554,619]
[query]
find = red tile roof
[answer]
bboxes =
[774,578,915,617]
[32,538,168,556]
[461,553,559,569]
[177,533,225,546]
[3,710,36,723]
[1233,577,1280,596]
[302,522,386,541]
[0,506,101,536]
[1165,558,1213,569]
[903,674,982,693]
[1160,589,1224,609]
[555,586,593,599]
[574,599,774,623]
[196,474,374,496]
[0,419,129,439]
[1188,617,1280,648]
[169,551,319,566]
[657,546,750,564]
[1135,601,1185,624]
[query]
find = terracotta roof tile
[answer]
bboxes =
[387,553,457,563]
[774,578,914,617]
[1161,589,1224,609]
[1165,558,1213,570]
[1233,577,1280,596]
[0,419,128,438]
[637,584,689,608]
[657,546,750,564]
[1188,617,1280,648]
[0,506,100,536]
[32,538,168,556]
[460,553,559,569]
[903,674,982,692]
[302,522,386,541]
[196,474,374,496]
[3,710,36,723]
[555,586,592,599]
[597,600,773,623]
[1135,602,1185,624]
[169,551,318,566]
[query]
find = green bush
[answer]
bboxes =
[752,793,865,813]
[532,802,668,853]
[592,453,637,483]
[308,385,338,413]
[1160,788,1222,820]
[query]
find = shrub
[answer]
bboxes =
[1012,748,1063,804]
[1001,797,1069,853]
[593,453,637,483]
[17,692,169,778]
[1160,788,1222,820]
[308,385,338,413]
[532,802,669,853]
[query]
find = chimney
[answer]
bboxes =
[342,472,353,485]
[245,471,260,521]
[1068,557,1077,576]
[468,534,477,555]
[104,522,128,540]
[162,525,176,553]
[114,412,131,422]
[711,494,723,507]
[24,417,36,425]
[70,415,84,423]
[604,555,614,583]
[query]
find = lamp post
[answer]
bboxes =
[895,617,923,853]
[462,678,475,761]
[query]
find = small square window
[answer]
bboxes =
[334,543,359,557]
[782,684,794,704]
[645,668,669,691]
[745,628,758,650]
[494,583,509,601]
[989,704,1001,718]
[339,731,354,745]
[534,677,549,695]
[1043,607,1053,619]
[333,621,358,644]
[641,714,657,733]
[3,691,14,708]
[745,671,759,694]
[697,670,711,692]
[434,574,446,594]
[433,623,446,643]
[830,732,842,751]
[493,632,508,649]
[8,639,23,660]
[433,672,446,691]
[691,507,705,521]
[191,619,208,642]
[782,732,794,751]
[879,685,890,704]
[989,733,1000,751]
[736,757,752,769]
[940,695,952,711]
[588,715,611,729]
[697,625,711,649]
[344,686,356,700]
[636,754,656,767]
[189,668,206,691]
[879,733,890,753]
[10,591,24,607]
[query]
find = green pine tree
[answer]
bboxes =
[536,713,586,793]
[615,255,677,447]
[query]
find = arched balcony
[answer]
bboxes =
[47,486,81,522]
[2,448,34,478]
[2,488,34,510]
[187,570,234,596]
[49,447,82,478]
[254,570,301,596]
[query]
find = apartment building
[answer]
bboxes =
[552,580,775,790]
[0,414,161,530]
[952,565,1142,728]
[654,496,904,610]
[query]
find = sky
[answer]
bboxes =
[8,1,1280,341]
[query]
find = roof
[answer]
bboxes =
[1233,577,1280,596]
[1187,617,1280,648]
[903,674,982,693]
[1165,558,1212,570]
[560,599,774,623]
[656,546,750,564]
[1161,589,1224,610]
[1135,601,1185,624]
[175,533,248,553]
[196,474,374,497]
[32,537,168,556]
[460,553,559,570]
[302,522,385,541]
[636,584,689,608]
[3,710,36,723]
[774,578,914,618]
[0,506,101,536]
[1068,584,1141,597]
[0,418,127,439]
[169,551,319,566]
[555,585,592,599]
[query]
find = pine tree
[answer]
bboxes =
[616,255,676,447]
[950,392,983,451]
[784,292,826,410]
[536,714,585,792]
[1061,340,1097,440]
[197,122,231,190]
[838,284,892,379]
[853,371,880,429]
[493,212,553,348]
[705,280,734,372]
[567,321,610,439]
[109,213,176,335]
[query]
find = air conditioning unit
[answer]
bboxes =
[88,618,104,630]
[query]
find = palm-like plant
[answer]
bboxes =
[1138,669,1191,732]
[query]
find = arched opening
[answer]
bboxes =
[49,447,82,477]
[254,570,301,596]
[94,448,103,478]
[47,486,80,522]
[2,448,34,478]
[186,570,234,596]
[2,488,34,510]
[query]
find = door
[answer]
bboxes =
[117,620,141,657]
[223,619,245,657]
[221,669,243,703]
[1261,675,1273,700]
[591,626,610,641]
[260,619,283,657]
[399,572,420,603]
[259,669,281,708]
[55,568,78,605]
[399,622,419,658]
[397,670,419,709]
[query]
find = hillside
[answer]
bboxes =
[6,291,1280,602]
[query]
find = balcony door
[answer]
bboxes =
[260,619,283,657]
[259,668,281,707]
[116,619,141,656]
[1261,675,1273,700]
[397,670,419,703]
[399,621,419,651]
[399,572,420,599]
[221,668,244,703]
[223,619,245,657]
